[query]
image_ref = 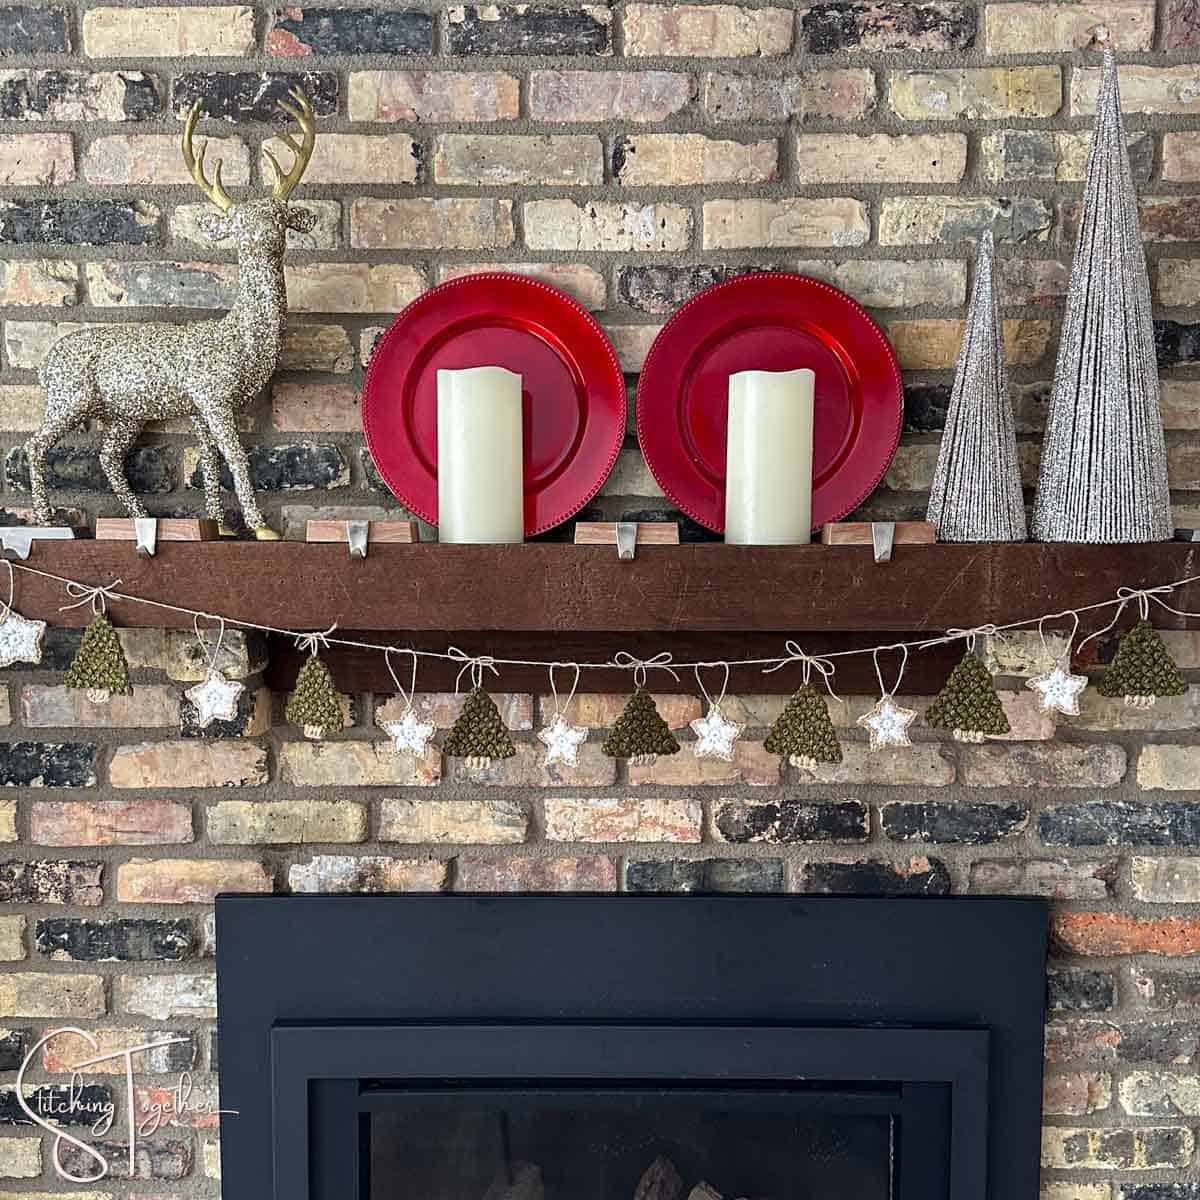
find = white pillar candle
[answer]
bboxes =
[437,366,525,544]
[724,368,815,545]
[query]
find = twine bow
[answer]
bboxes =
[447,646,499,691]
[946,623,999,655]
[762,639,840,701]
[59,579,123,616]
[294,623,337,657]
[610,650,678,687]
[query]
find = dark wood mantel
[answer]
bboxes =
[12,541,1200,694]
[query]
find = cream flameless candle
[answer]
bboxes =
[724,368,815,545]
[437,366,524,543]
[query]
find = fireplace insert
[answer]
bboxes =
[215,894,1047,1200]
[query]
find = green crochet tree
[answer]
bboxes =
[602,687,680,764]
[64,612,131,703]
[925,650,1011,742]
[285,654,344,740]
[443,687,515,767]
[765,684,843,769]
[1098,618,1187,707]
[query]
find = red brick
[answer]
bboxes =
[32,799,192,846]
[1054,912,1200,957]
[455,855,617,892]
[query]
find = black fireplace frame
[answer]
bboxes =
[215,894,1048,1200]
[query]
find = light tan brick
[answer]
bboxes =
[32,799,192,846]
[889,68,1062,120]
[438,263,606,310]
[83,5,255,56]
[625,4,793,56]
[793,259,967,308]
[1119,1071,1200,1116]
[1158,259,1200,308]
[982,130,1150,184]
[281,323,355,373]
[349,70,519,122]
[1164,132,1200,181]
[0,973,104,1017]
[795,133,966,184]
[704,69,875,121]
[627,742,779,787]
[604,326,662,373]
[1041,1185,1110,1200]
[117,973,216,1019]
[6,320,116,368]
[0,916,24,962]
[796,743,956,786]
[1139,745,1200,791]
[22,683,178,728]
[85,134,249,185]
[544,797,702,843]
[276,134,418,186]
[448,743,616,787]
[434,134,602,185]
[85,260,236,309]
[879,196,1054,245]
[1073,66,1200,115]
[0,259,76,307]
[110,741,268,789]
[285,263,427,314]
[985,3,1155,52]
[279,741,441,787]
[0,802,16,843]
[887,319,1052,370]
[153,629,266,682]
[117,858,270,903]
[703,198,869,249]
[1131,858,1200,903]
[530,70,693,121]
[616,134,776,185]
[380,798,529,844]
[525,200,691,252]
[455,855,617,892]
[1073,685,1200,730]
[42,1028,194,1074]
[0,1138,40,1179]
[0,386,47,432]
[377,692,533,732]
[288,855,447,893]
[351,198,514,250]
[271,383,360,433]
[538,693,701,730]
[963,743,1126,788]
[208,800,367,845]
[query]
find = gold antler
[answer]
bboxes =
[264,86,316,202]
[181,100,234,212]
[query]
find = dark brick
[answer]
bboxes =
[714,799,868,844]
[209,1029,218,1072]
[0,743,97,789]
[6,446,176,496]
[1137,969,1200,1010]
[904,384,951,433]
[1040,802,1200,847]
[447,5,611,55]
[618,508,717,543]
[187,443,347,492]
[59,1137,193,1181]
[1157,321,1200,368]
[801,1,975,53]
[1166,0,1200,48]
[1117,1022,1200,1066]
[172,72,338,121]
[181,681,260,739]
[1048,968,1116,1014]
[799,857,952,895]
[267,7,432,54]
[1121,1185,1200,1200]
[0,1030,27,1072]
[624,858,785,893]
[0,1083,113,1127]
[0,199,159,246]
[36,917,196,963]
[881,801,1029,844]
[0,860,102,905]
[615,264,775,315]
[0,70,159,120]
[0,7,70,54]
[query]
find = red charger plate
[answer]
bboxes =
[636,273,903,533]
[362,273,625,536]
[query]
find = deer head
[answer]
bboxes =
[182,86,317,253]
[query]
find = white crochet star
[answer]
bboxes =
[690,703,743,761]
[0,608,45,668]
[381,707,436,757]
[538,714,588,767]
[1027,664,1088,716]
[184,670,245,728]
[857,696,917,750]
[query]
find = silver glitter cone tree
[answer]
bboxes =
[926,230,1026,542]
[1032,39,1171,543]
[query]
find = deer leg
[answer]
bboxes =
[196,406,278,540]
[190,415,228,528]
[98,420,148,520]
[25,400,90,524]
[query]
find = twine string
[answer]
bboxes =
[873,643,910,699]
[547,661,582,720]
[694,662,731,711]
[384,647,419,710]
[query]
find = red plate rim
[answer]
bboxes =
[635,271,904,534]
[361,272,626,537]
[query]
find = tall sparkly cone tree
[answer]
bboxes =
[1032,33,1171,543]
[926,230,1026,542]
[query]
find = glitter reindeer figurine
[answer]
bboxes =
[26,88,319,540]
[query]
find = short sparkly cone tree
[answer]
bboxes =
[765,685,842,769]
[285,654,344,740]
[925,650,1011,742]
[1098,618,1186,708]
[602,687,679,765]
[443,687,515,769]
[65,612,132,703]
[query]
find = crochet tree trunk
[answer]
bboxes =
[765,684,843,768]
[925,650,1011,742]
[64,612,131,703]
[602,686,680,764]
[443,687,515,768]
[285,654,344,740]
[1098,618,1187,708]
